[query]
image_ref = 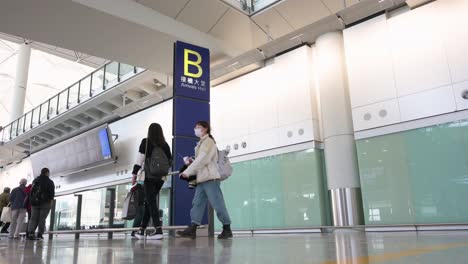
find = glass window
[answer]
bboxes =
[221,0,281,15]
[357,118,468,225]
[216,149,328,231]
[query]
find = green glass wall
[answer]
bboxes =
[216,148,329,230]
[357,119,468,225]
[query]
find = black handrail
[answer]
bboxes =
[1,61,142,142]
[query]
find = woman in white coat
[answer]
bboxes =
[177,121,232,239]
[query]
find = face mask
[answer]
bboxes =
[194,128,203,137]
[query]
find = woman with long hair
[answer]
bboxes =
[177,121,232,239]
[131,123,172,240]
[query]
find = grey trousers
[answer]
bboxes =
[28,203,51,235]
[10,209,26,237]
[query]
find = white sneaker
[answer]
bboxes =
[134,231,145,240]
[146,230,163,240]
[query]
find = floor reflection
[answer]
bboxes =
[1,231,468,264]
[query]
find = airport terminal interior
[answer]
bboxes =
[0,0,468,263]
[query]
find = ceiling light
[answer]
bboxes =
[229,62,239,67]
[406,0,435,9]
[289,34,304,41]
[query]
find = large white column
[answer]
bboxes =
[314,31,363,226]
[10,43,31,122]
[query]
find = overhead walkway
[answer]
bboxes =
[0,61,173,166]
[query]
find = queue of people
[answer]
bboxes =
[0,167,55,240]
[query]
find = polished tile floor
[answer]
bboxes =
[1,231,468,264]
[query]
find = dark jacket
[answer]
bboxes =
[132,138,172,175]
[0,192,9,210]
[31,174,55,206]
[9,185,27,210]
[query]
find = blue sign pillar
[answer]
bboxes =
[171,41,210,226]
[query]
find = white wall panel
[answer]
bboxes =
[248,129,280,153]
[275,47,313,126]
[278,119,314,147]
[344,15,397,107]
[387,4,451,97]
[435,0,468,84]
[243,65,279,134]
[225,135,250,157]
[398,86,456,122]
[452,81,468,111]
[352,99,401,131]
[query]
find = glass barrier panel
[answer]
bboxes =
[16,116,24,137]
[10,121,18,139]
[119,63,134,80]
[49,96,58,119]
[54,195,78,230]
[24,111,32,132]
[104,62,119,88]
[79,76,91,103]
[91,68,104,97]
[68,83,79,108]
[4,124,11,141]
[79,188,107,229]
[58,91,68,114]
[40,102,49,124]
[31,107,40,128]
[115,183,132,228]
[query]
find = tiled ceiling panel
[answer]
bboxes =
[136,0,190,18]
[210,8,268,51]
[177,0,229,32]
[251,8,294,39]
[275,0,332,29]
[322,0,359,13]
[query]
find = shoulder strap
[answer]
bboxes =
[144,138,149,160]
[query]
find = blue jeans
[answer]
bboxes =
[191,180,231,226]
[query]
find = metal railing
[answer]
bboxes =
[0,61,145,143]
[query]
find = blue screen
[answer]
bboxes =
[98,128,112,159]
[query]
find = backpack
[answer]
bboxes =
[217,149,233,181]
[30,179,47,206]
[144,144,170,179]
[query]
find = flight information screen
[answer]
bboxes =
[30,126,115,177]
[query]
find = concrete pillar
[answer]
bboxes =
[10,43,31,122]
[314,31,364,226]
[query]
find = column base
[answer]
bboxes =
[329,187,364,226]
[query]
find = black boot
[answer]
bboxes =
[217,225,233,239]
[177,223,197,239]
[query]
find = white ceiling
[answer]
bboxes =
[0,0,361,76]
[136,0,356,51]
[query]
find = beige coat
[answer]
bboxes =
[183,135,220,183]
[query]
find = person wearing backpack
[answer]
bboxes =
[177,121,232,239]
[0,187,11,234]
[131,123,172,240]
[8,179,28,239]
[27,168,55,240]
